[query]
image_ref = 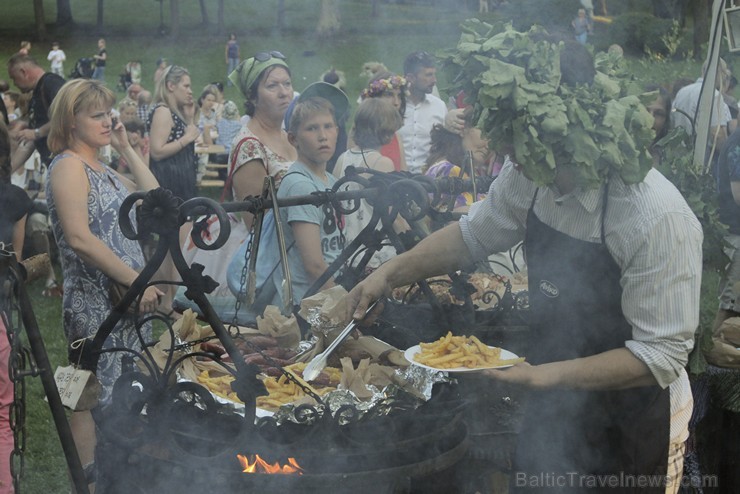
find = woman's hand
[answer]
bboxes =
[110,118,130,154]
[182,124,201,145]
[139,285,164,314]
[183,102,196,123]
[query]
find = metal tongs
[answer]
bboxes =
[246,176,293,316]
[302,300,379,381]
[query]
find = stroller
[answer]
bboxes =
[70,57,95,79]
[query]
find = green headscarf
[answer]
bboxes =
[228,56,289,98]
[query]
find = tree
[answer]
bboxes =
[217,0,225,33]
[33,0,46,39]
[56,0,73,26]
[170,0,180,38]
[96,0,104,31]
[690,0,710,60]
[198,0,209,25]
[277,0,286,31]
[651,0,688,21]
[317,0,340,38]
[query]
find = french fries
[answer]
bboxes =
[257,363,341,411]
[414,332,525,369]
[196,363,343,411]
[197,370,243,404]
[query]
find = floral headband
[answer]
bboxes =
[361,75,408,99]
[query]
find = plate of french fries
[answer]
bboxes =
[405,332,525,372]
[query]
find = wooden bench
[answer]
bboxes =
[206,163,229,170]
[198,179,226,188]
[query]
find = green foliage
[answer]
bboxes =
[497,0,575,33]
[439,20,654,188]
[653,128,728,272]
[601,12,679,57]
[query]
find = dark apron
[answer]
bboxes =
[512,185,670,493]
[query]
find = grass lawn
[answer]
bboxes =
[0,1,722,492]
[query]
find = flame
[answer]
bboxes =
[237,454,304,475]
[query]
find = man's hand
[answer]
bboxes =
[344,270,392,323]
[481,362,541,388]
[444,108,466,135]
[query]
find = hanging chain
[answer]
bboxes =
[221,198,324,404]
[228,207,257,334]
[2,268,32,493]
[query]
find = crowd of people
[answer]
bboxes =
[0,25,735,493]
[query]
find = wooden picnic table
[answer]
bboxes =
[194,144,226,155]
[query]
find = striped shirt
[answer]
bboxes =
[460,160,702,442]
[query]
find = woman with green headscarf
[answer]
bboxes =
[226,51,297,228]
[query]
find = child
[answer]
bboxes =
[119,119,149,172]
[333,98,404,269]
[1,92,20,123]
[268,97,343,306]
[47,41,66,77]
[118,99,138,124]
[18,41,31,56]
[572,8,591,45]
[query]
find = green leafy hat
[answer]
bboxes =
[439,21,654,188]
[228,52,289,98]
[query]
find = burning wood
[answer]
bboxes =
[237,454,304,475]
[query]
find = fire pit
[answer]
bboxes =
[94,379,469,494]
[79,179,526,494]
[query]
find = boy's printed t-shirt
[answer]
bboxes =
[269,161,344,306]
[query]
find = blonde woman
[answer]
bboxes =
[45,79,162,491]
[146,65,200,201]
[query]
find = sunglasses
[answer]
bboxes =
[244,51,287,91]
[254,51,286,62]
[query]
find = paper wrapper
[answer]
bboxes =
[298,285,350,334]
[339,357,397,400]
[256,306,301,349]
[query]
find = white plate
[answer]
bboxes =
[404,344,521,373]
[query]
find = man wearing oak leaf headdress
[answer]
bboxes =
[344,28,700,494]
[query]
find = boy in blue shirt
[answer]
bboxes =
[269,96,344,306]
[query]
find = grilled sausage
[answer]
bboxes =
[243,335,279,349]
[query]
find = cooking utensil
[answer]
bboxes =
[302,300,379,381]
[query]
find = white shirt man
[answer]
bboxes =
[671,60,733,163]
[398,51,447,174]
